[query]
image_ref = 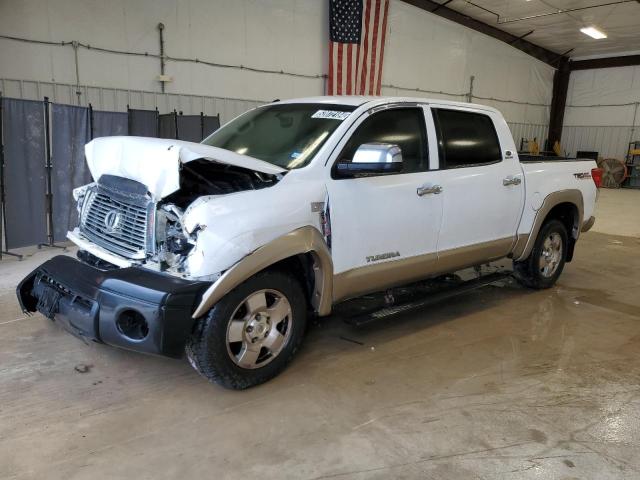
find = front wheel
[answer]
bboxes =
[514,219,568,289]
[186,270,308,389]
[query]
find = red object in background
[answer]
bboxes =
[591,167,604,188]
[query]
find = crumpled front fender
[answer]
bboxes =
[192,226,333,318]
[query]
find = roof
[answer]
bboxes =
[272,96,501,114]
[440,0,640,58]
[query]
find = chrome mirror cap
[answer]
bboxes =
[352,143,403,164]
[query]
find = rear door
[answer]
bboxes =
[431,106,523,259]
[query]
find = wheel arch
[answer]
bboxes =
[513,189,584,262]
[192,226,333,319]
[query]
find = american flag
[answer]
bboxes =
[328,0,390,96]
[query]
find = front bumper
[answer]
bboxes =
[17,255,208,358]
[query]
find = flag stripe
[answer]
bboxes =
[346,44,353,94]
[328,41,334,95]
[359,0,372,95]
[375,0,389,95]
[369,0,381,95]
[337,42,343,95]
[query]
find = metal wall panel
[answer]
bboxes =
[1,78,264,124]
[562,126,636,160]
[3,79,553,143]
[508,123,549,150]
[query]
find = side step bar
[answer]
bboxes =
[343,271,511,327]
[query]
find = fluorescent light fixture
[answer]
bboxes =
[580,26,607,39]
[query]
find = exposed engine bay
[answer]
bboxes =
[164,159,279,208]
[72,160,281,278]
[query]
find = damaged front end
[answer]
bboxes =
[17,136,289,358]
[71,158,281,279]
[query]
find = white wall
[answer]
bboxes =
[563,65,640,159]
[382,1,553,126]
[0,0,554,125]
[0,0,327,101]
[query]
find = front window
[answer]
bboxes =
[202,103,356,169]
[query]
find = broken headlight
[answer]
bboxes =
[73,184,95,226]
[156,204,195,272]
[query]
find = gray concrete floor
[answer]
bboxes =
[1,189,639,480]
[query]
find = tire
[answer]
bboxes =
[186,270,308,390]
[513,219,568,289]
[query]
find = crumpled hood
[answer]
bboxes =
[85,136,286,200]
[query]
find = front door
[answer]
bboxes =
[326,105,443,301]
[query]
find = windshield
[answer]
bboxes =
[201,103,356,169]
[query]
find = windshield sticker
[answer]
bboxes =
[312,110,351,120]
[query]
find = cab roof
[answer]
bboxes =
[272,95,501,114]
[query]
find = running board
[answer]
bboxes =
[343,271,511,327]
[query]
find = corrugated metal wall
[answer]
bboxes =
[1,78,265,123]
[2,78,550,150]
[508,123,549,150]
[562,125,637,160]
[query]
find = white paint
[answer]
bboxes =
[0,0,553,125]
[517,161,598,245]
[68,97,597,285]
[325,105,442,274]
[85,136,285,200]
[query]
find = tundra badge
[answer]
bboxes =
[366,251,401,263]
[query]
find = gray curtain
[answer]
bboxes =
[177,115,202,143]
[1,98,48,249]
[158,113,177,139]
[129,108,158,137]
[202,114,221,139]
[51,104,91,242]
[92,110,127,138]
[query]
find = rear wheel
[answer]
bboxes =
[186,270,308,389]
[514,219,568,289]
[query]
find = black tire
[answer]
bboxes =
[513,219,568,289]
[186,270,308,390]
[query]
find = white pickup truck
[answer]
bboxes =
[18,96,599,389]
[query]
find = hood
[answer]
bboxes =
[84,136,286,199]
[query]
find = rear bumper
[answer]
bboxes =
[16,255,208,358]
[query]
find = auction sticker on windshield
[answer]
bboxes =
[311,110,351,120]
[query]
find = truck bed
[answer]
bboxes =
[519,154,596,163]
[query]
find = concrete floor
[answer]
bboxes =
[1,189,639,480]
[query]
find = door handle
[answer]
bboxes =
[417,184,443,196]
[503,176,522,186]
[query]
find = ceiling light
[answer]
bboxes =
[580,26,607,39]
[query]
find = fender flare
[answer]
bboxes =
[192,226,333,318]
[512,189,584,262]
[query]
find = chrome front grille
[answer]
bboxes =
[80,189,152,258]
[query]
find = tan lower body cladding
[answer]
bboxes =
[332,237,514,303]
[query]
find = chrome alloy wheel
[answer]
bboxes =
[539,232,563,278]
[226,289,293,369]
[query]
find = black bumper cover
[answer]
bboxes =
[16,255,208,358]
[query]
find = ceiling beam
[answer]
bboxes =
[400,0,566,68]
[569,54,640,71]
[548,59,571,148]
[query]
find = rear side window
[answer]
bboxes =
[433,109,502,168]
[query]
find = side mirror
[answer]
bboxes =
[336,143,403,177]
